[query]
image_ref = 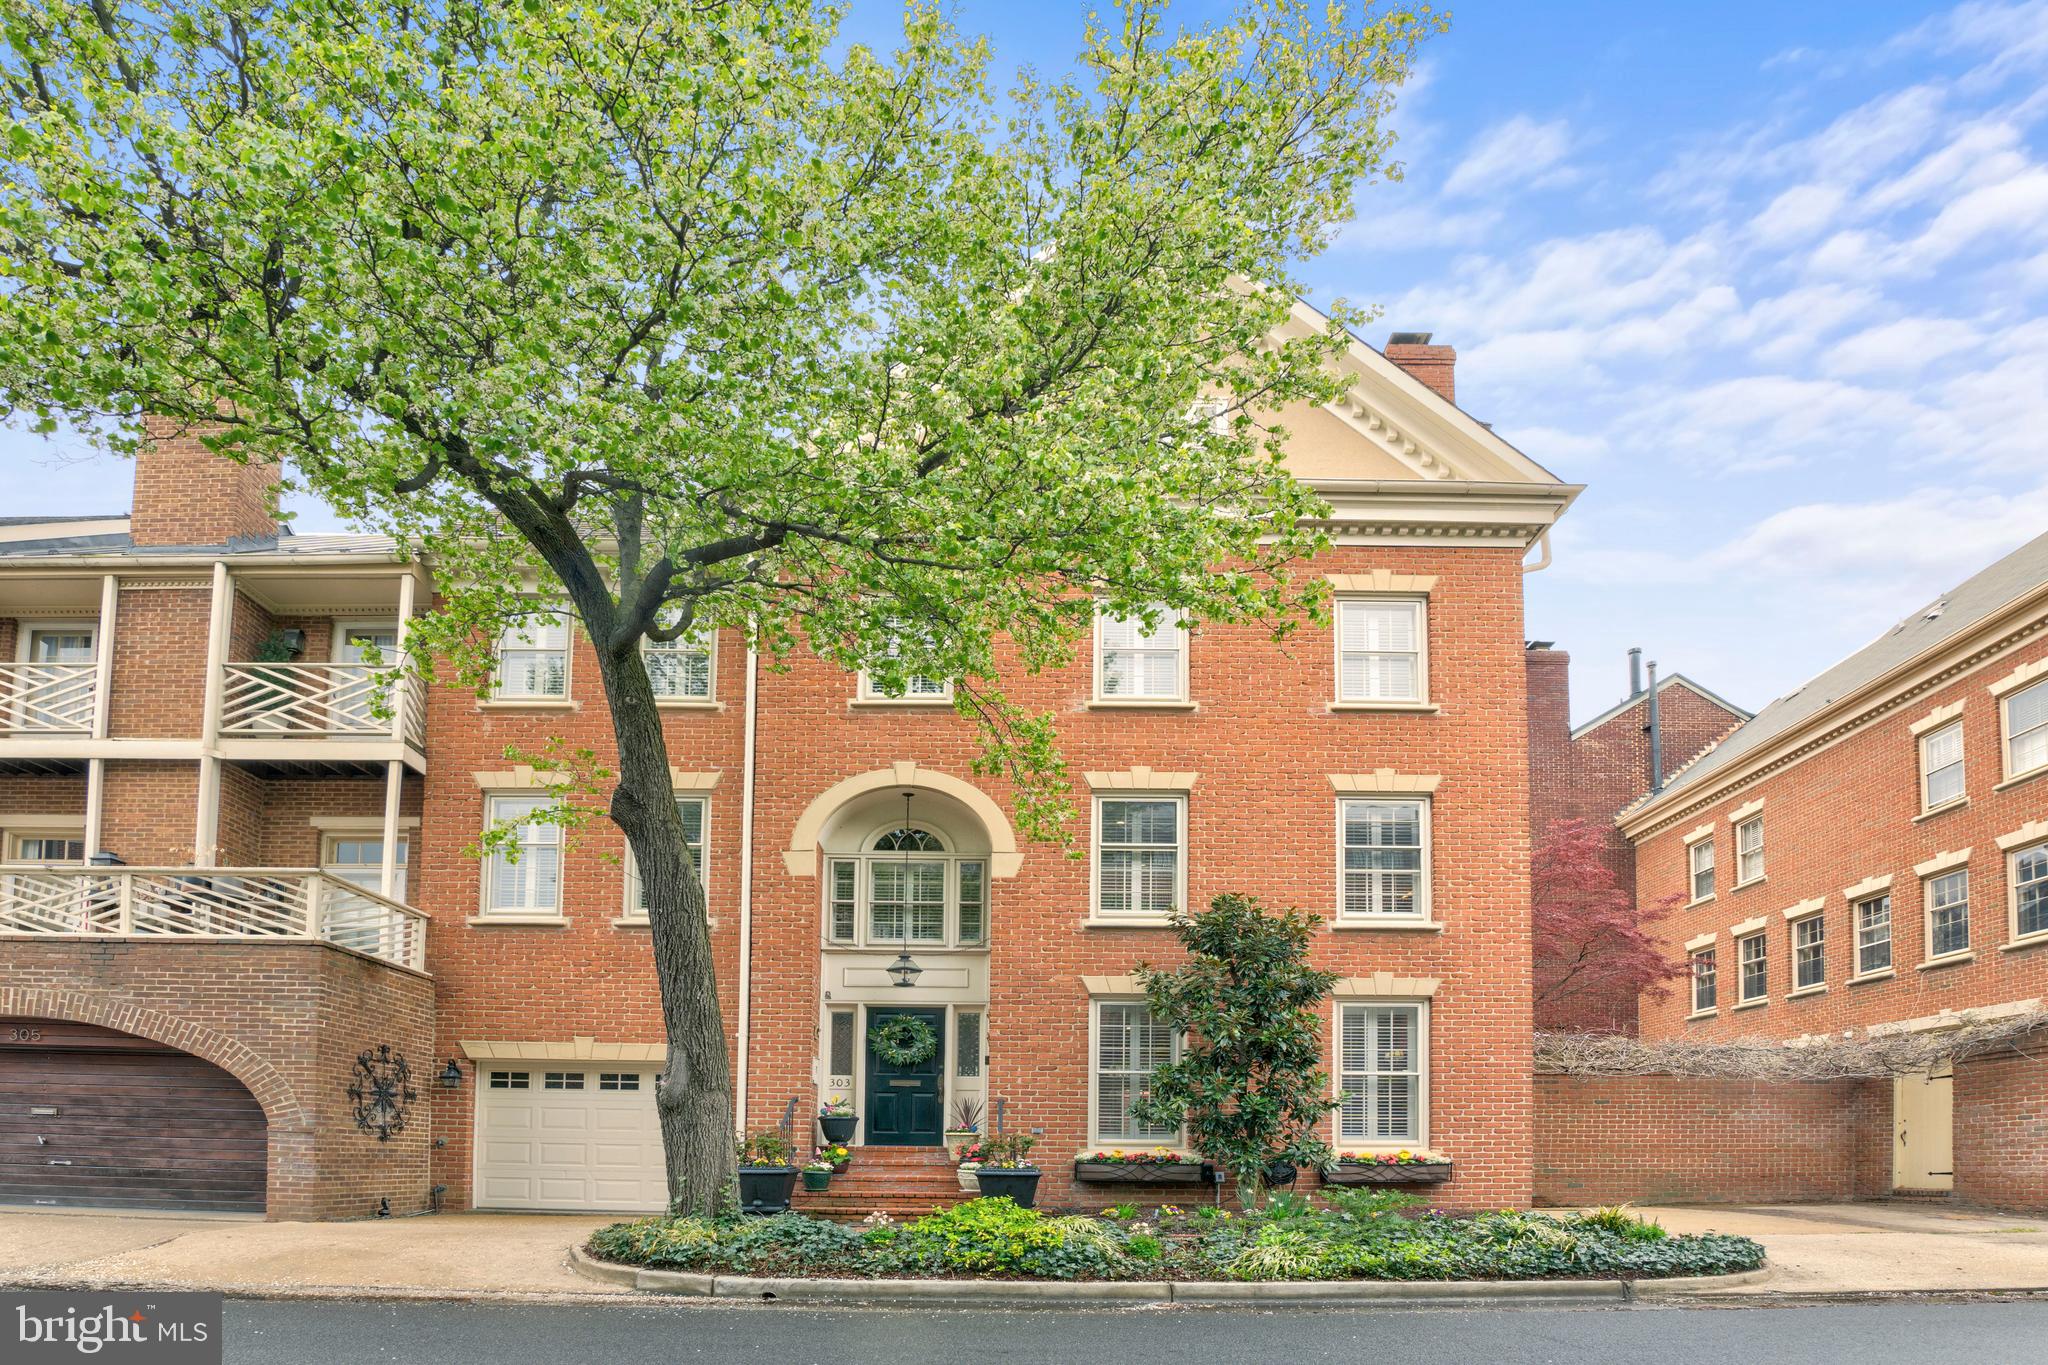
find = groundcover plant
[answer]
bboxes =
[586,1192,1763,1282]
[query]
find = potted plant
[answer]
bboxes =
[944,1097,983,1158]
[800,1156,835,1193]
[972,1131,1041,1208]
[1072,1145,1209,1184]
[735,1129,799,1213]
[818,1142,852,1173]
[1321,1149,1454,1186]
[953,1138,985,1193]
[818,1094,859,1145]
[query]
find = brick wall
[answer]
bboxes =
[98,761,200,865]
[1533,1072,1884,1206]
[1954,1044,2048,1212]
[107,585,210,738]
[421,541,1537,1213]
[131,418,280,547]
[0,940,434,1219]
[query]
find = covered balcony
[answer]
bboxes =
[0,864,427,971]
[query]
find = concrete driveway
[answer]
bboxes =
[1635,1202,2048,1295]
[0,1208,624,1298]
[1,1201,2044,1301]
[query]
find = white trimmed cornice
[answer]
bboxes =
[1780,897,1826,921]
[1730,916,1767,936]
[1996,820,2048,853]
[1332,973,1439,999]
[1843,873,1893,901]
[1683,931,1717,952]
[1909,700,1965,737]
[1326,571,1438,596]
[472,766,571,791]
[1990,656,2048,699]
[1913,848,1972,878]
[1682,823,1714,845]
[1728,798,1764,823]
[669,769,721,790]
[1330,770,1441,795]
[1085,768,1197,792]
[1081,974,1146,997]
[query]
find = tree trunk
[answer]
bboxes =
[592,641,737,1217]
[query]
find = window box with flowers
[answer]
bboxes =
[1321,1149,1452,1186]
[1072,1147,1212,1184]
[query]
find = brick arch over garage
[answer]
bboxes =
[0,985,308,1131]
[781,760,1023,879]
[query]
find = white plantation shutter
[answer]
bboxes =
[1097,799,1181,917]
[1098,607,1185,699]
[1338,1004,1421,1143]
[643,633,713,699]
[2008,680,2048,777]
[958,861,986,945]
[1095,1002,1178,1141]
[486,796,561,914]
[496,610,569,698]
[1922,724,1965,808]
[1337,599,1423,703]
[1341,800,1426,919]
[827,859,857,942]
[629,798,707,914]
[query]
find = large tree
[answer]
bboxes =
[1532,819,1685,1034]
[0,0,1434,1213]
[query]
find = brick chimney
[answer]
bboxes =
[130,416,282,547]
[1384,332,1456,405]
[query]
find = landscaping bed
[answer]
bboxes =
[585,1192,1763,1284]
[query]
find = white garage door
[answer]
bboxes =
[475,1067,668,1212]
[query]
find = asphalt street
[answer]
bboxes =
[226,1297,2048,1364]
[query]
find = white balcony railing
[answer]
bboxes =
[0,866,428,971]
[0,662,98,733]
[220,662,423,747]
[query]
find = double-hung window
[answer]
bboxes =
[1737,933,1767,1003]
[483,795,562,917]
[642,630,714,702]
[624,797,708,919]
[2012,841,2048,943]
[1094,797,1184,919]
[2005,679,2048,782]
[821,827,987,947]
[1854,893,1893,975]
[1335,598,1425,704]
[1092,1001,1180,1144]
[1095,606,1187,702]
[1735,816,1765,885]
[1926,868,1970,959]
[1792,915,1825,990]
[1920,722,1966,811]
[1690,948,1717,1013]
[493,609,569,700]
[1688,839,1715,902]
[1337,1002,1426,1145]
[859,620,951,702]
[1338,799,1429,921]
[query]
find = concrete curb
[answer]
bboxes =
[569,1245,1765,1306]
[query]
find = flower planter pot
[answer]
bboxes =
[737,1165,800,1213]
[955,1165,981,1193]
[818,1114,858,1145]
[1322,1161,1453,1186]
[1072,1160,1210,1185]
[974,1166,1042,1208]
[829,1156,850,1173]
[801,1169,833,1192]
[944,1129,981,1159]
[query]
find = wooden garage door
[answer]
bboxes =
[0,1019,266,1214]
[475,1067,667,1212]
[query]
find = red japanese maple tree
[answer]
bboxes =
[1533,819,1686,1034]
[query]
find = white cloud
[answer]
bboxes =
[1750,184,1849,245]
[1821,317,1980,376]
[1441,115,1573,198]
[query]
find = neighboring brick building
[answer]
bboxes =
[0,324,1581,1218]
[1607,532,2048,1210]
[1525,646,1746,1031]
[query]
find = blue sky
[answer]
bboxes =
[9,0,2048,722]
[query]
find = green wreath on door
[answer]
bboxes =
[868,1015,939,1067]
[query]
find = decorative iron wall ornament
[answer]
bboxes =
[347,1044,418,1141]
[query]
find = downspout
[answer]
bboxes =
[1646,660,1664,795]
[734,639,759,1131]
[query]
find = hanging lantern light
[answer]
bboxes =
[890,790,921,987]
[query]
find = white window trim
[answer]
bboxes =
[1687,837,1716,905]
[1998,675,2048,785]
[1087,793,1188,926]
[320,831,410,900]
[5,828,88,863]
[1735,931,1768,1005]
[1331,998,1430,1151]
[1091,604,1191,707]
[1788,910,1826,995]
[1850,891,1895,981]
[854,670,954,705]
[617,796,711,926]
[2006,839,2048,951]
[642,627,719,707]
[1920,866,1973,965]
[1688,947,1718,1017]
[1918,720,1968,815]
[473,792,567,924]
[1087,996,1186,1149]
[14,620,98,664]
[486,605,575,707]
[1334,796,1433,925]
[1330,593,1430,709]
[1733,815,1766,888]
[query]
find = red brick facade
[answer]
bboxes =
[130,418,280,547]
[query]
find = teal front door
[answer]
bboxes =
[864,1008,946,1146]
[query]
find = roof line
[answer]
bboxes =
[1569,673,1751,740]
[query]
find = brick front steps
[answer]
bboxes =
[792,1145,968,1222]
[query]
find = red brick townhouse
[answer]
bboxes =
[0,322,1580,1218]
[1617,532,2048,1210]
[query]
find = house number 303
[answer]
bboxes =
[8,1027,43,1042]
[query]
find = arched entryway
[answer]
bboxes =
[0,1018,267,1213]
